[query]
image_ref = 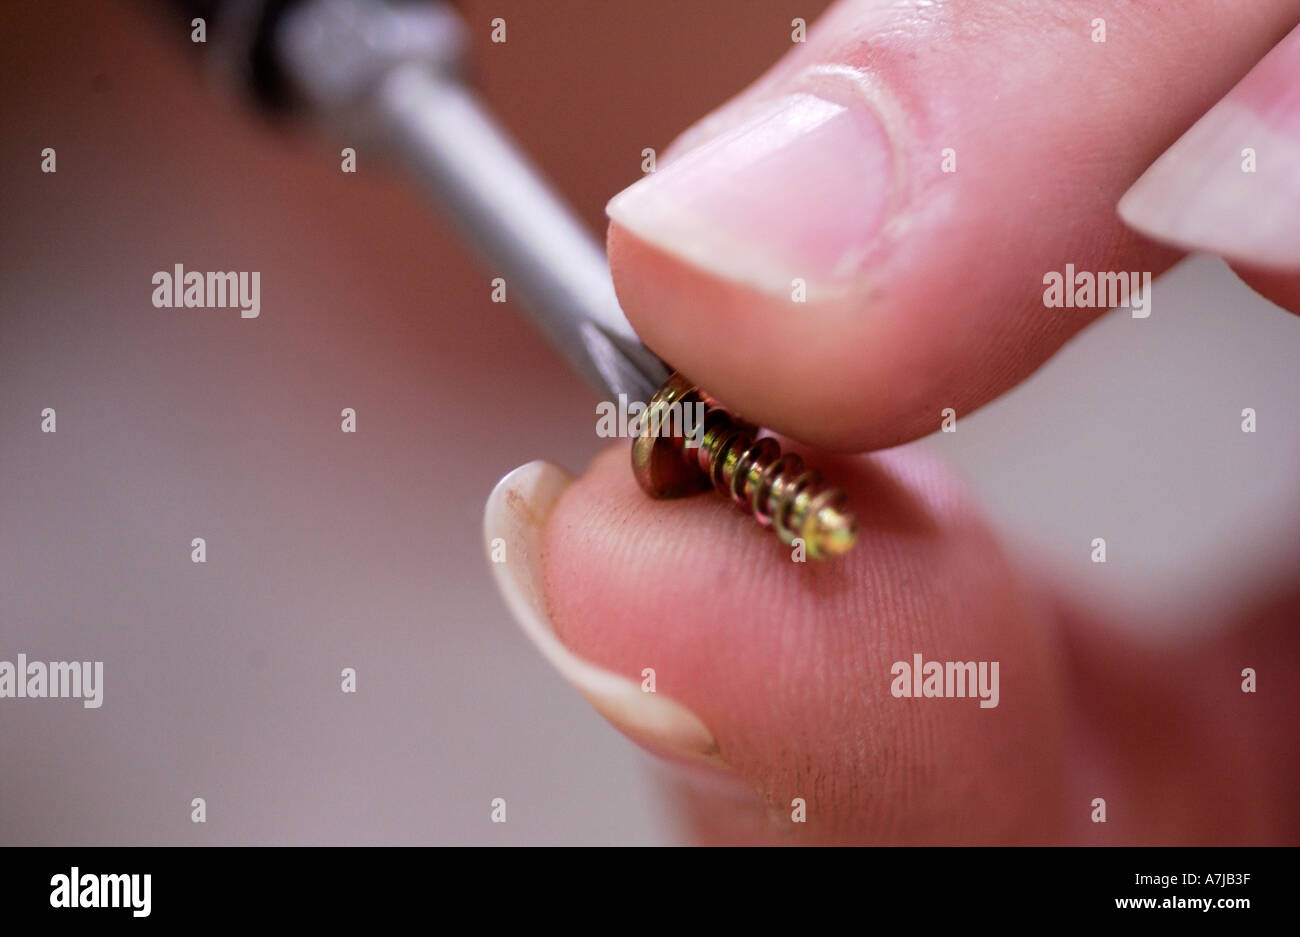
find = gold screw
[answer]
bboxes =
[631,372,857,559]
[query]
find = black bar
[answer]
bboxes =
[0,846,1288,923]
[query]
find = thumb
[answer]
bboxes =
[485,454,1299,844]
[486,452,1071,844]
[604,0,1300,450]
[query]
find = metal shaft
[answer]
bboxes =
[273,0,669,401]
[373,63,670,401]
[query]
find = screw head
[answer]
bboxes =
[630,374,712,498]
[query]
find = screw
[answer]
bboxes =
[631,372,858,559]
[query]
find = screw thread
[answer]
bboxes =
[637,374,858,559]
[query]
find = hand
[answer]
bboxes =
[486,0,1300,844]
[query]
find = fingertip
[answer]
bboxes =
[608,221,918,451]
[604,2,1300,453]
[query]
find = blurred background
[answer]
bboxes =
[1,0,1296,845]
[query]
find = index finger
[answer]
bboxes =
[605,0,1300,450]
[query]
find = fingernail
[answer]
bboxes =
[1118,26,1300,270]
[484,460,725,768]
[607,86,894,296]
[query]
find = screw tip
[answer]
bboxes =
[811,507,858,558]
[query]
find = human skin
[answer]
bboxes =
[486,0,1300,843]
